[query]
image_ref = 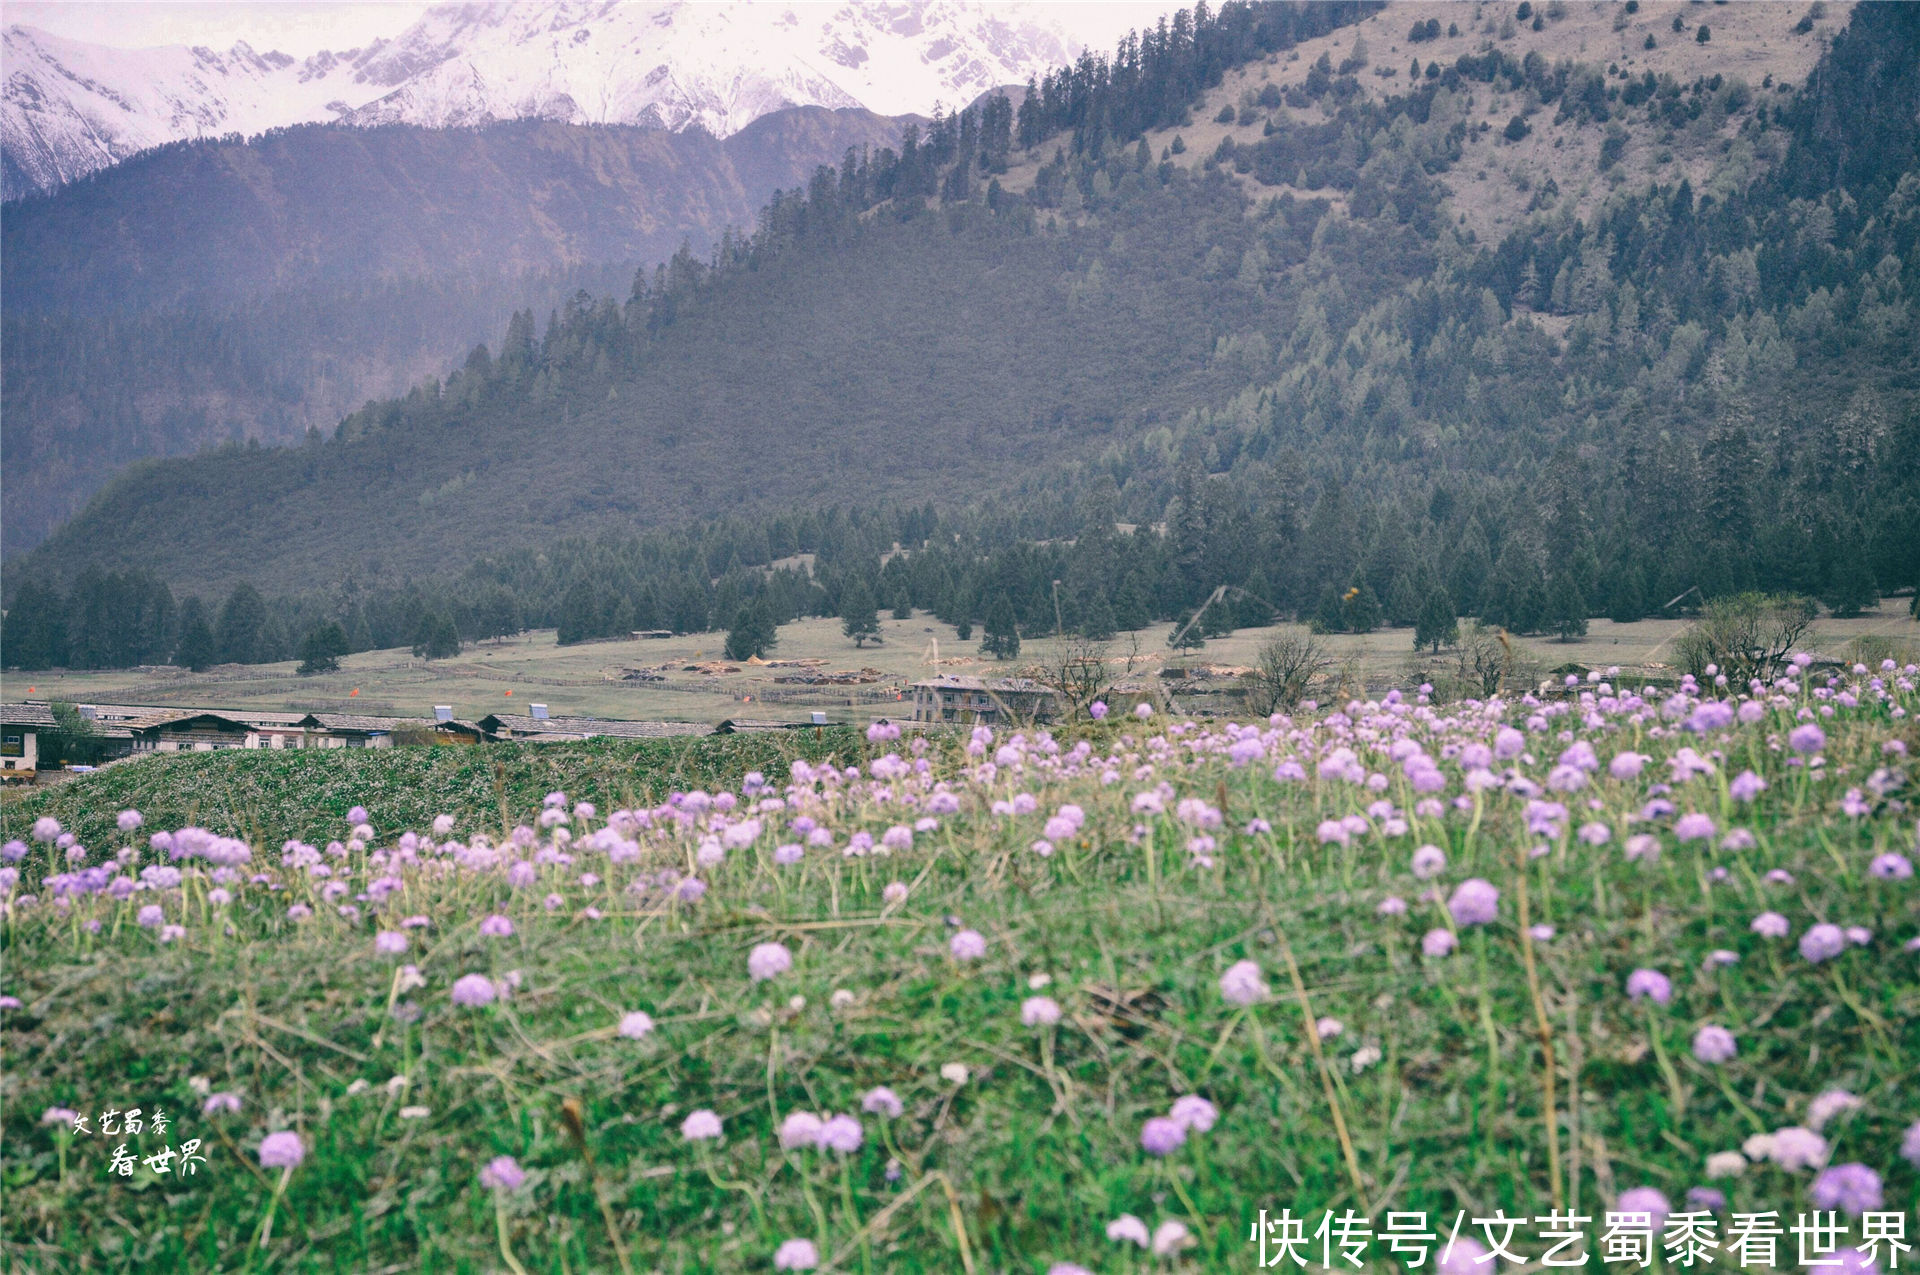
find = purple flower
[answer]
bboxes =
[1377,896,1408,916]
[1807,1089,1861,1130]
[1422,928,1458,957]
[1609,752,1647,780]
[1616,1186,1670,1230]
[1089,701,1108,720]
[31,817,61,843]
[618,1011,654,1039]
[779,1112,824,1149]
[862,1087,903,1119]
[1789,724,1826,753]
[1170,1094,1218,1132]
[949,929,986,961]
[478,913,514,938]
[1140,1116,1186,1156]
[1625,968,1672,1006]
[1810,1163,1883,1214]
[1751,911,1791,939]
[1022,996,1062,1027]
[681,1109,722,1141]
[1830,1249,1881,1275]
[1437,1237,1490,1275]
[479,1155,526,1191]
[1730,770,1767,802]
[1901,1119,1920,1168]
[1770,1126,1830,1170]
[374,931,408,956]
[1447,878,1499,927]
[1691,1025,1737,1063]
[1219,960,1268,1005]
[452,974,497,1007]
[1674,813,1716,843]
[773,1238,820,1270]
[257,1131,305,1169]
[1107,1215,1151,1247]
[818,1114,863,1153]
[1152,1220,1192,1257]
[1869,853,1913,879]
[1799,923,1846,963]
[347,806,369,825]
[1411,844,1447,879]
[116,809,143,833]
[748,942,793,981]
[1686,1187,1728,1211]
[202,1092,242,1116]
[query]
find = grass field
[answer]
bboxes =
[3,658,1917,1271]
[5,602,1916,728]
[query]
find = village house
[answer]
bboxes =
[1,702,54,776]
[128,711,254,753]
[910,675,1059,725]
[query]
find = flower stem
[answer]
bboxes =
[494,1194,529,1275]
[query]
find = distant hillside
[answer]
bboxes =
[7,1,1919,672]
[2,109,909,313]
[0,107,909,552]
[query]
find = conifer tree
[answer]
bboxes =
[557,580,597,646]
[298,622,350,674]
[1825,536,1878,618]
[982,593,1020,659]
[1414,585,1458,652]
[174,599,217,671]
[841,580,881,647]
[1606,564,1648,624]
[1546,574,1589,641]
[413,612,460,660]
[1080,592,1117,642]
[1310,584,1349,634]
[1344,582,1383,634]
[725,597,779,661]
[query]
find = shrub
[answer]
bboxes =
[1673,593,1817,683]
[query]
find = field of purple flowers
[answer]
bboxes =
[4,660,1919,1272]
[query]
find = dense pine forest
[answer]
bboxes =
[4,0,1918,673]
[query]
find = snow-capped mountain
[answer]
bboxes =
[3,1,1084,200]
[0,27,390,199]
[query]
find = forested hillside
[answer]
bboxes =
[0,108,908,550]
[5,0,1918,674]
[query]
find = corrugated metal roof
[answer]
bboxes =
[301,713,435,732]
[911,676,1055,694]
[479,714,710,740]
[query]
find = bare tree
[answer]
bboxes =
[1673,593,1817,684]
[1463,623,1512,697]
[1029,632,1112,716]
[1246,632,1332,714]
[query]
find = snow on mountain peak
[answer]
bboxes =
[3,1,1086,199]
